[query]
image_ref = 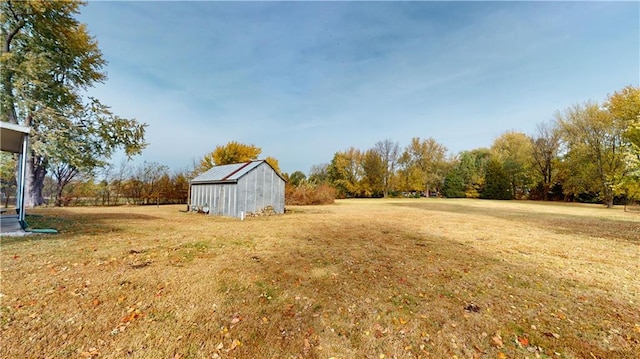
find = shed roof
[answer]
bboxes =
[1,121,30,153]
[191,160,285,184]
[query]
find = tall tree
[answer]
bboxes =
[360,149,385,197]
[457,149,492,198]
[1,1,146,206]
[308,163,329,185]
[606,86,640,199]
[328,148,362,198]
[490,131,534,199]
[399,137,448,195]
[373,139,400,197]
[606,85,640,151]
[557,101,627,207]
[481,158,513,200]
[441,164,466,198]
[530,121,561,200]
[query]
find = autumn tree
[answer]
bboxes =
[458,149,491,198]
[360,149,385,197]
[264,156,281,174]
[605,85,640,203]
[199,141,261,171]
[199,141,281,174]
[169,170,190,204]
[373,139,400,197]
[530,121,561,200]
[607,86,640,151]
[1,1,147,207]
[398,137,448,195]
[328,148,362,198]
[490,131,534,199]
[557,101,628,207]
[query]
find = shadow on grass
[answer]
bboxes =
[391,201,640,244]
[1,210,161,246]
[204,217,639,358]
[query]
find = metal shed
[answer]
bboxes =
[189,160,286,218]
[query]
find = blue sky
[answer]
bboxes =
[77,1,639,175]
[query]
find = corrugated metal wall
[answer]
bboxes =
[237,162,285,216]
[190,162,285,218]
[190,183,237,217]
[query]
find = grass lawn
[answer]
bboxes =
[1,199,639,358]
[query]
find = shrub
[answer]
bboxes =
[285,183,336,205]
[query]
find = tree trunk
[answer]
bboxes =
[542,183,550,201]
[55,184,64,207]
[24,152,47,207]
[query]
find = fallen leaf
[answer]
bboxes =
[492,333,504,348]
[518,336,529,346]
[229,339,242,351]
[497,352,507,359]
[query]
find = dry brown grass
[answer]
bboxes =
[1,199,639,359]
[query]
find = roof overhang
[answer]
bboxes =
[190,180,238,185]
[0,122,30,153]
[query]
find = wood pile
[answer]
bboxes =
[247,206,276,217]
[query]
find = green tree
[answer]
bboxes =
[1,1,147,207]
[481,158,512,200]
[441,167,466,198]
[457,149,491,198]
[0,152,16,206]
[288,171,307,187]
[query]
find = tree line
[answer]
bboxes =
[289,85,640,208]
[1,86,636,208]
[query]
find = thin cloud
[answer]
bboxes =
[78,1,639,174]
